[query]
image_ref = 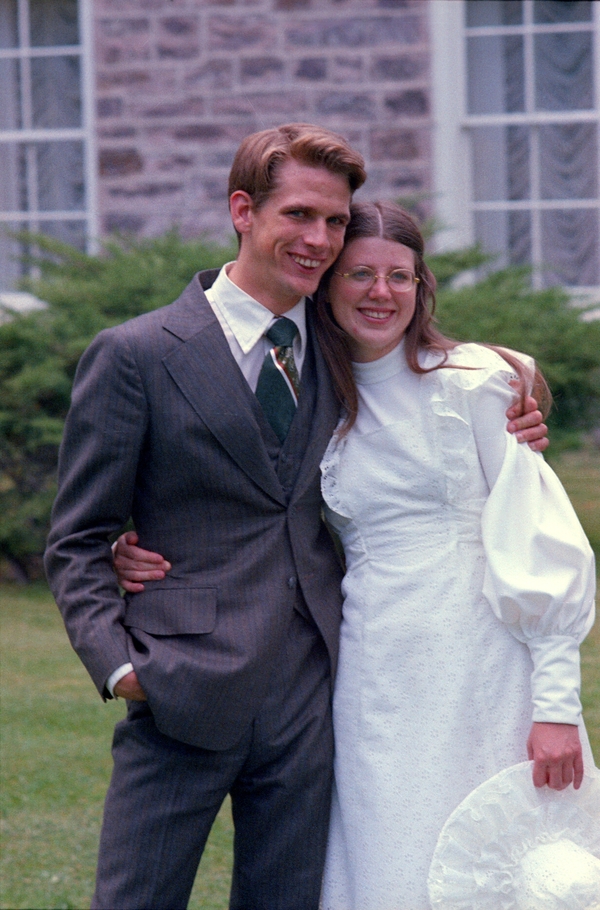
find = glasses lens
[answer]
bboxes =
[346,267,375,283]
[387,270,413,291]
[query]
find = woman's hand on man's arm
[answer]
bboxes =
[112,531,171,592]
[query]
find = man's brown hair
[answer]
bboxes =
[228,122,366,211]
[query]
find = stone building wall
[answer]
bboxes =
[93,0,432,244]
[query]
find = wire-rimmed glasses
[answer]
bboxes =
[334,267,420,293]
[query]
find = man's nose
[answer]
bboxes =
[304,218,329,249]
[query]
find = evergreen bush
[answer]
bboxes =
[1,232,598,579]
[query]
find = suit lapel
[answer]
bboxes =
[161,275,287,505]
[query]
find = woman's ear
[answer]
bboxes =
[229,190,254,236]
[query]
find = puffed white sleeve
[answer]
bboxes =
[468,354,596,725]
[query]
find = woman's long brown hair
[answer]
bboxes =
[314,200,551,434]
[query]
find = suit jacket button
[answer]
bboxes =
[287,576,297,589]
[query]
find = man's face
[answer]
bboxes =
[229,159,352,314]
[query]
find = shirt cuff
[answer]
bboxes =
[528,635,582,725]
[106,662,134,698]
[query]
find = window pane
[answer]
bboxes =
[466,1,523,26]
[30,0,79,47]
[0,143,26,211]
[0,0,18,48]
[540,123,598,200]
[0,58,21,128]
[31,56,81,128]
[471,126,530,201]
[534,1,593,24]
[541,209,599,286]
[535,33,593,111]
[36,141,84,211]
[474,211,532,268]
[42,219,86,251]
[0,223,28,291]
[467,36,524,114]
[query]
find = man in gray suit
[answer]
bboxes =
[45,123,546,910]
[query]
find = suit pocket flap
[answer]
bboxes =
[124,586,217,635]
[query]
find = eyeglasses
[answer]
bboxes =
[334,267,420,293]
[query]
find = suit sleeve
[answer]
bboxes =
[44,326,149,697]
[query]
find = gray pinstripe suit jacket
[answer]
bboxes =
[44,270,344,750]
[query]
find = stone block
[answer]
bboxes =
[157,16,200,59]
[103,213,146,234]
[384,89,429,116]
[315,92,375,118]
[98,126,137,139]
[97,70,151,90]
[241,57,285,81]
[98,17,149,37]
[184,61,233,91]
[173,124,228,141]
[330,55,365,83]
[155,153,195,172]
[97,69,180,98]
[371,53,427,81]
[99,148,144,177]
[99,0,179,9]
[370,128,420,161]
[97,97,123,118]
[295,58,327,80]
[211,92,306,117]
[208,16,276,52]
[286,16,421,48]
[136,98,205,119]
[159,16,198,37]
[97,17,151,64]
[108,182,183,198]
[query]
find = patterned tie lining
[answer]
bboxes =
[255,317,300,443]
[269,343,300,404]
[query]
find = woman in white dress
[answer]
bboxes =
[112,202,595,908]
[312,201,595,909]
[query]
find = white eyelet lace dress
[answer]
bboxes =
[319,341,596,910]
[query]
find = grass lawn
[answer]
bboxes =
[0,585,233,910]
[0,446,598,909]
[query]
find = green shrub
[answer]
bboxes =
[0,232,236,580]
[430,260,600,434]
[1,232,598,579]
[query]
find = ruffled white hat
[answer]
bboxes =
[427,762,600,910]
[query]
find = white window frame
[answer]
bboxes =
[0,0,97,296]
[429,0,600,296]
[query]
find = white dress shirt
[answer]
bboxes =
[107,264,308,696]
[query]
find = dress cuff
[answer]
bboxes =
[106,662,134,698]
[528,635,582,725]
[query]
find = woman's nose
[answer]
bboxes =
[369,275,391,298]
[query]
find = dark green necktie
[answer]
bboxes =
[255,317,301,443]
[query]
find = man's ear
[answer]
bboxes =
[229,190,254,236]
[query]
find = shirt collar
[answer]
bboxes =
[207,263,307,355]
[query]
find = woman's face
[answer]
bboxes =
[328,237,418,362]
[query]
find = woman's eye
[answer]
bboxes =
[350,269,374,281]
